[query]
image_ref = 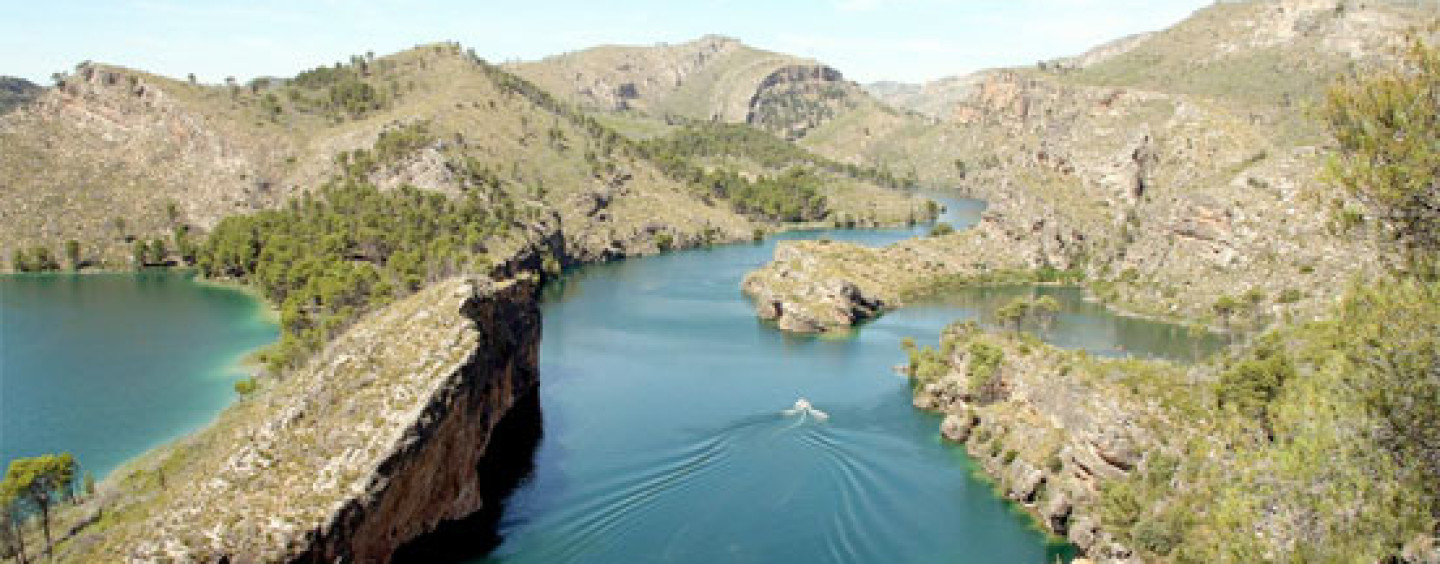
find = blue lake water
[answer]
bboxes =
[0,272,277,479]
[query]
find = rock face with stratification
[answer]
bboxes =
[62,276,540,562]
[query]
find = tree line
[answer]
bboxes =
[196,178,519,371]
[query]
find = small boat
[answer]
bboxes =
[782,397,829,422]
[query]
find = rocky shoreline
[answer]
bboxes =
[906,323,1192,560]
[741,207,1043,333]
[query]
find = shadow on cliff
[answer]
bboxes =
[392,391,544,563]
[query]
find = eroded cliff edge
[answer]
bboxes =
[60,276,540,562]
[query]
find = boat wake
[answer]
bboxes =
[490,407,920,563]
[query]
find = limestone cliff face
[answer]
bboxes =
[290,277,541,562]
[62,276,541,562]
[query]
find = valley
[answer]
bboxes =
[2,0,1438,562]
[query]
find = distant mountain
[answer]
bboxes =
[863,75,984,119]
[0,76,42,114]
[509,35,879,141]
[511,35,972,188]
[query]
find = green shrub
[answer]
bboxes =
[1131,511,1185,556]
[966,341,1004,398]
[1215,337,1296,423]
[233,377,258,396]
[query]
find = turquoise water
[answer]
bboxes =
[460,198,1218,563]
[0,272,277,479]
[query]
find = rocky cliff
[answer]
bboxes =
[55,276,540,562]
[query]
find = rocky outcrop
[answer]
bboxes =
[908,324,1186,560]
[63,276,541,562]
[746,64,853,139]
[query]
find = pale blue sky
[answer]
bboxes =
[2,0,1210,85]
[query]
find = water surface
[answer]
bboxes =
[0,271,277,479]
[463,198,1216,563]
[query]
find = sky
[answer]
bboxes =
[2,0,1211,86]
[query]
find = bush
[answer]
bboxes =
[10,245,59,272]
[1099,481,1142,530]
[1215,336,1296,423]
[929,222,955,237]
[1324,38,1440,261]
[966,341,1004,399]
[233,377,258,396]
[1131,512,1185,556]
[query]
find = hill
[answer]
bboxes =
[0,42,927,271]
[748,0,1437,333]
[511,35,917,144]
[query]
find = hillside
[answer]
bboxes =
[512,35,928,146]
[0,44,730,269]
[510,36,828,131]
[747,0,1436,332]
[0,42,928,273]
[863,75,984,120]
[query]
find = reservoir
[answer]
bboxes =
[0,272,277,479]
